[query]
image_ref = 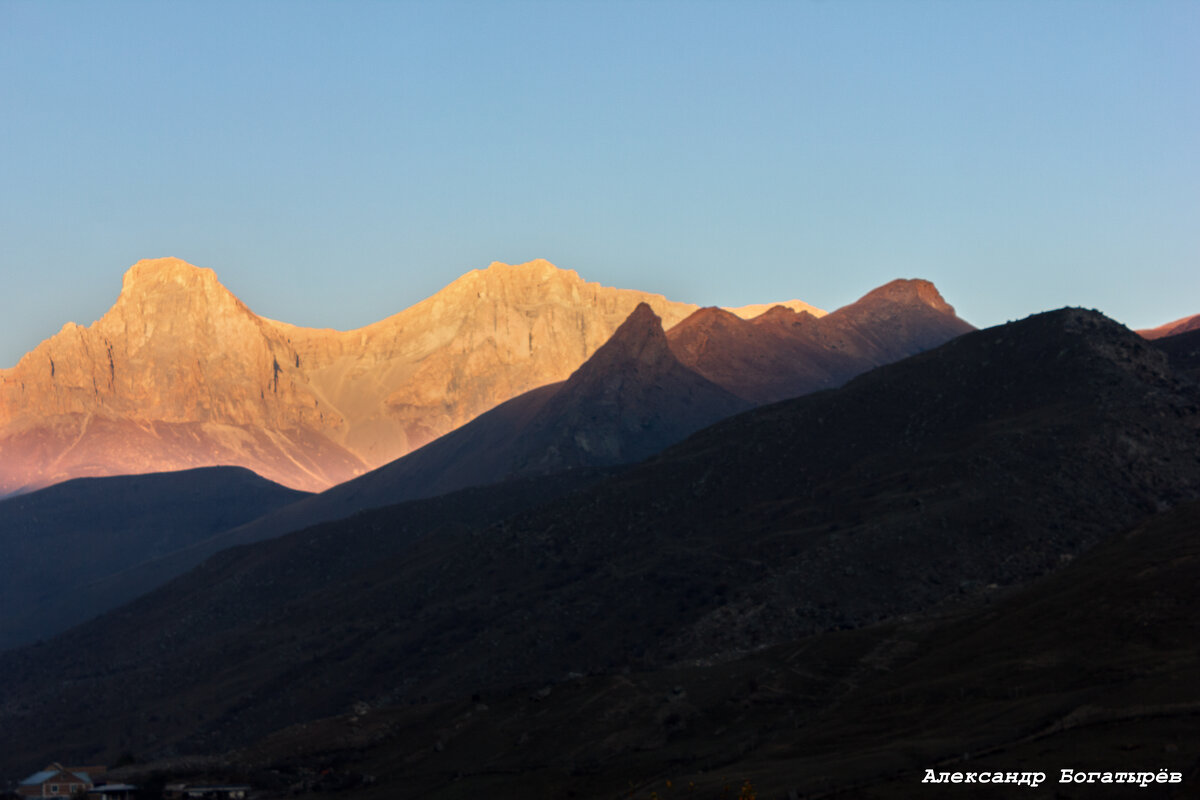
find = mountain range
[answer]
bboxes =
[2,306,1197,795]
[3,256,1195,797]
[0,258,821,495]
[0,265,972,654]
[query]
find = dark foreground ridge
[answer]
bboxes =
[210,499,1200,798]
[0,467,308,650]
[1,308,1198,794]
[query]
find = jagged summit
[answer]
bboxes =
[109,257,255,338]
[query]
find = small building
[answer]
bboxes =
[17,764,105,798]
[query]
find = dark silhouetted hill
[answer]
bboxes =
[1151,327,1200,383]
[0,467,308,650]
[213,500,1200,799]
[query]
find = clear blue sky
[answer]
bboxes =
[2,0,1196,367]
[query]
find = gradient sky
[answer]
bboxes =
[2,0,1196,367]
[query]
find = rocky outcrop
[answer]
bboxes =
[0,259,362,493]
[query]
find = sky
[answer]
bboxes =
[1,0,1197,368]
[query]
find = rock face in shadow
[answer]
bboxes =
[1,308,1197,771]
[667,279,974,404]
[0,467,307,650]
[0,258,806,494]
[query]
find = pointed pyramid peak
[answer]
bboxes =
[612,301,666,339]
[566,302,674,382]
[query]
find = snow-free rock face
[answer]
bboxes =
[667,279,975,405]
[277,258,708,465]
[0,257,794,494]
[0,258,361,493]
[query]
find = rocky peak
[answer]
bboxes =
[483,258,566,279]
[665,308,755,364]
[440,259,586,302]
[674,306,746,333]
[848,278,955,313]
[568,302,673,378]
[753,305,818,326]
[111,257,251,323]
[120,256,222,292]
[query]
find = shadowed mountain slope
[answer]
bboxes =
[1,308,1197,771]
[0,258,807,495]
[349,301,749,494]
[0,467,308,650]
[666,278,973,404]
[1151,327,1200,383]
[213,500,1200,800]
[0,467,615,776]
